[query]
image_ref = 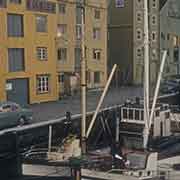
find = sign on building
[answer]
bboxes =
[115,0,125,8]
[6,83,12,91]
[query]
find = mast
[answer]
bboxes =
[81,0,87,154]
[143,0,150,149]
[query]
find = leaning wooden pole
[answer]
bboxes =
[86,64,117,138]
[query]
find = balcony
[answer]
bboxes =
[26,0,56,14]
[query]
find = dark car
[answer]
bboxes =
[0,102,33,130]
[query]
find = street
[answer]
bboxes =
[30,86,143,123]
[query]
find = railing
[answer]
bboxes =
[26,0,56,13]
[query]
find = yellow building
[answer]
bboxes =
[0,0,107,105]
[56,0,107,96]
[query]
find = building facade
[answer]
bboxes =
[56,0,107,96]
[108,0,175,86]
[160,0,180,77]
[0,0,107,105]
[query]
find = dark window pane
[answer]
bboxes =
[135,110,140,120]
[8,48,25,72]
[36,15,47,32]
[7,14,24,37]
[94,72,100,83]
[129,109,133,119]
[9,0,21,4]
[123,109,127,119]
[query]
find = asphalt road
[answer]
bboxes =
[30,86,143,123]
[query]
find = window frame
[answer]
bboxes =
[57,48,67,62]
[59,3,66,14]
[94,71,100,84]
[36,47,48,61]
[36,74,50,94]
[94,9,100,19]
[93,27,101,40]
[7,13,24,37]
[36,15,47,33]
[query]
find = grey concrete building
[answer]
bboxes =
[160,0,180,77]
[108,0,179,86]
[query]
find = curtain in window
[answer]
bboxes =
[8,48,24,72]
[8,14,23,37]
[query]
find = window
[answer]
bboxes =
[152,0,157,8]
[7,14,23,37]
[95,9,100,19]
[76,24,82,39]
[59,3,66,14]
[152,49,157,59]
[115,0,125,7]
[37,47,48,61]
[137,0,142,4]
[8,48,25,72]
[75,48,81,69]
[93,49,101,60]
[57,48,67,61]
[58,73,64,83]
[93,28,101,40]
[173,36,178,47]
[94,72,100,83]
[136,28,143,40]
[86,71,91,83]
[37,75,50,94]
[161,32,165,40]
[57,24,67,37]
[152,15,157,25]
[76,6,82,24]
[136,11,142,23]
[9,0,21,4]
[152,31,157,41]
[36,15,47,32]
[0,0,6,7]
[174,47,179,62]
[136,47,142,58]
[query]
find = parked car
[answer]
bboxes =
[0,102,33,130]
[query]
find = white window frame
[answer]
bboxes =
[136,11,142,23]
[136,28,143,41]
[57,24,67,37]
[137,0,142,5]
[76,24,82,40]
[152,49,157,60]
[94,9,100,19]
[152,0,157,8]
[152,31,157,42]
[93,28,101,40]
[59,3,66,14]
[136,47,142,58]
[94,71,101,84]
[37,75,49,94]
[93,49,101,60]
[37,47,48,61]
[151,15,157,25]
[58,48,67,61]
